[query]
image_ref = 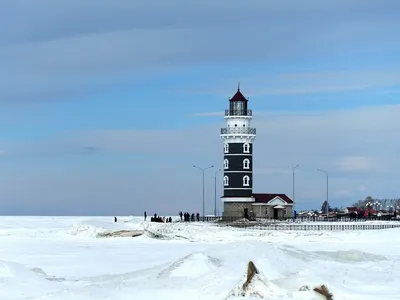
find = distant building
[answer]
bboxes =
[220,87,293,220]
[344,207,360,214]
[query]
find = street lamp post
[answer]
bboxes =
[214,169,221,217]
[317,169,329,218]
[289,164,299,203]
[193,165,214,220]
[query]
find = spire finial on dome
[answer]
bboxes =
[237,82,240,91]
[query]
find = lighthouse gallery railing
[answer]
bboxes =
[220,127,256,135]
[225,109,252,116]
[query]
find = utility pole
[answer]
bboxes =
[289,164,299,203]
[317,168,329,218]
[193,165,214,220]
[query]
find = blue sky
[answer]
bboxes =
[1,0,400,215]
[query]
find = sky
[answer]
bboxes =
[1,0,400,215]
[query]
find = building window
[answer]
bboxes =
[243,143,250,153]
[224,159,229,169]
[243,158,250,169]
[233,101,244,112]
[224,176,229,186]
[265,208,268,215]
[224,143,229,153]
[243,175,250,186]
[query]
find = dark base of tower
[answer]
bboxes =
[222,201,253,219]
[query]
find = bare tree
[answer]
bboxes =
[351,200,365,209]
[395,199,400,211]
[352,196,373,209]
[321,201,332,213]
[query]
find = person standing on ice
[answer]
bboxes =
[144,211,147,221]
[114,216,117,222]
[179,211,183,221]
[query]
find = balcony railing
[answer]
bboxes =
[225,109,252,116]
[221,127,256,135]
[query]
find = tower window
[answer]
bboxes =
[224,176,229,186]
[243,143,250,153]
[243,159,250,169]
[243,175,250,186]
[224,159,229,169]
[224,143,229,153]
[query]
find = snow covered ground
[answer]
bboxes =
[0,216,399,299]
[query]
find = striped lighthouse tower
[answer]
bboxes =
[220,86,256,217]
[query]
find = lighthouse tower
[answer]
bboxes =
[220,87,256,215]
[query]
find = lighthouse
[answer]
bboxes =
[220,87,294,220]
[220,87,256,218]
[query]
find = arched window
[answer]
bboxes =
[224,176,229,186]
[243,175,250,186]
[224,143,229,153]
[243,143,250,153]
[224,159,229,169]
[243,158,250,169]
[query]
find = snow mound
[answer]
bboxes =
[0,261,47,280]
[142,225,185,240]
[142,222,208,241]
[30,267,48,276]
[142,221,273,242]
[158,252,221,278]
[281,246,387,263]
[313,249,387,263]
[67,220,141,238]
[141,221,350,243]
[231,218,252,224]
[0,260,60,299]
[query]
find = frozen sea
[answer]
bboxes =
[0,216,399,299]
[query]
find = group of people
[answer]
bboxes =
[113,210,203,224]
[144,211,173,223]
[179,211,200,222]
[142,211,201,223]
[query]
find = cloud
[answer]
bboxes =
[1,0,400,103]
[181,70,400,97]
[358,185,368,192]
[3,126,221,160]
[250,85,369,95]
[187,112,224,117]
[253,168,292,175]
[333,189,351,197]
[1,104,399,214]
[336,156,375,172]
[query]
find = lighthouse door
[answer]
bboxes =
[244,208,249,219]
